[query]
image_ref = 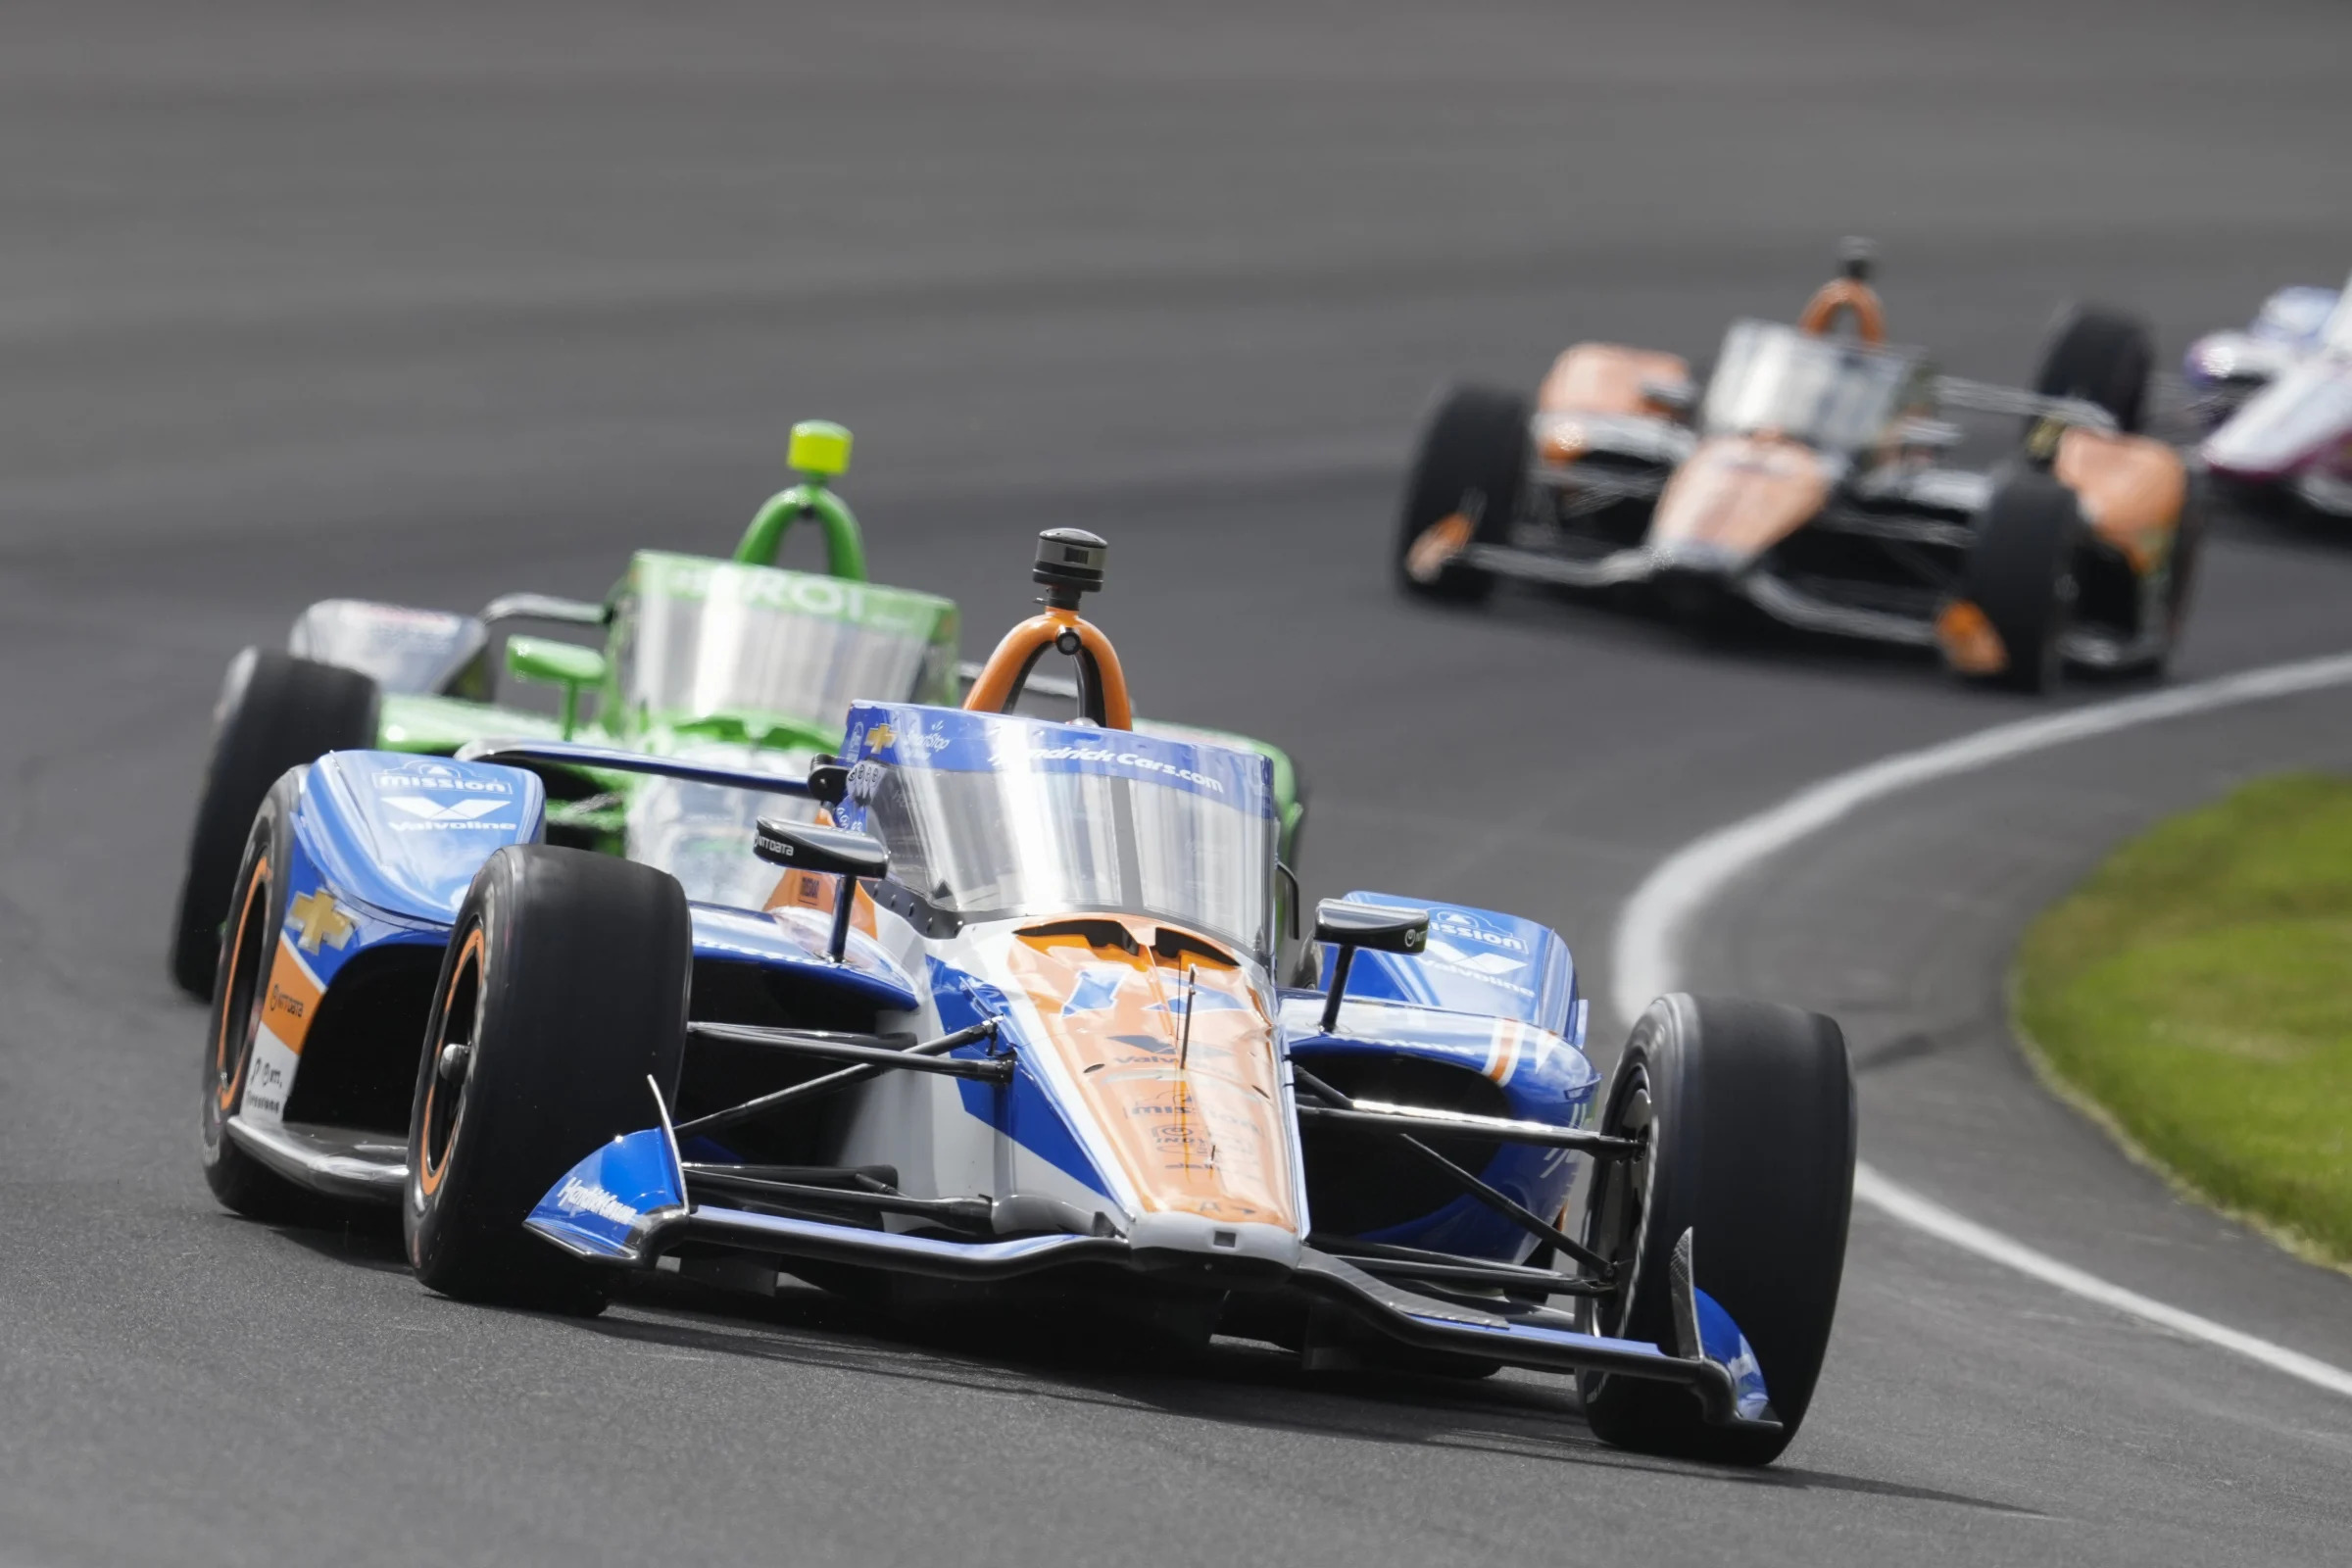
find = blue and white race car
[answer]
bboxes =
[199,530,1856,1466]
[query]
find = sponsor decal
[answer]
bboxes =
[382,795,513,831]
[553,1177,640,1227]
[242,1034,301,1123]
[845,759,889,804]
[250,1056,287,1101]
[1010,744,1228,795]
[373,760,512,795]
[1423,937,1527,977]
[640,556,943,635]
[287,889,358,955]
[1430,908,1528,952]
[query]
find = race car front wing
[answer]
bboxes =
[523,1080,1779,1435]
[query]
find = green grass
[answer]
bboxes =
[2015,772,2352,1271]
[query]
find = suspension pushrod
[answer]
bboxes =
[1292,1064,1615,1278]
[680,1164,993,1228]
[672,1019,1003,1138]
[1311,1242,1601,1297]
[688,1022,1013,1081]
[1296,1101,1639,1156]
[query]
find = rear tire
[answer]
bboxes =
[2032,304,2154,435]
[199,775,344,1223]
[1578,995,1854,1466]
[171,651,379,1000]
[1965,472,2083,694]
[405,846,690,1315]
[1394,384,1531,604]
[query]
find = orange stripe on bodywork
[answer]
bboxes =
[260,944,324,1056]
[1485,1018,1522,1084]
[2055,428,2187,572]
[1004,916,1297,1231]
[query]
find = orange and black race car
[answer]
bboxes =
[1393,245,2201,692]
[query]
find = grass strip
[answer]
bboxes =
[2015,771,2352,1271]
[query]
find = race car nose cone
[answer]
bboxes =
[1034,527,1108,597]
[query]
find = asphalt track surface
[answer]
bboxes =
[3,3,2350,1563]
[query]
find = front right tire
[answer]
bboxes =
[405,845,691,1315]
[1578,994,1854,1466]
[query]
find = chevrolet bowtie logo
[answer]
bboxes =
[288,889,357,955]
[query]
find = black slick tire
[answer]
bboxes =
[2033,304,2154,435]
[1578,995,1854,1467]
[1394,384,1531,604]
[171,650,379,1000]
[405,845,690,1315]
[1965,471,2083,694]
[200,774,343,1223]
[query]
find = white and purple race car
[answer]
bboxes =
[2183,275,2352,518]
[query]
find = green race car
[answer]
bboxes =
[168,422,1306,998]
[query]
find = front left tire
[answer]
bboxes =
[405,845,691,1315]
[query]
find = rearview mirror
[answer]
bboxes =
[1311,900,1430,1035]
[1312,900,1429,956]
[754,819,888,881]
[755,818,889,962]
[506,637,607,739]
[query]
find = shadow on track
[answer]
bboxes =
[506,1272,2047,1518]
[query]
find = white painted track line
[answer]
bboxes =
[1609,650,2352,1402]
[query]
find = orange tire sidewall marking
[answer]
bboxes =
[416,925,485,1199]
[214,855,270,1113]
